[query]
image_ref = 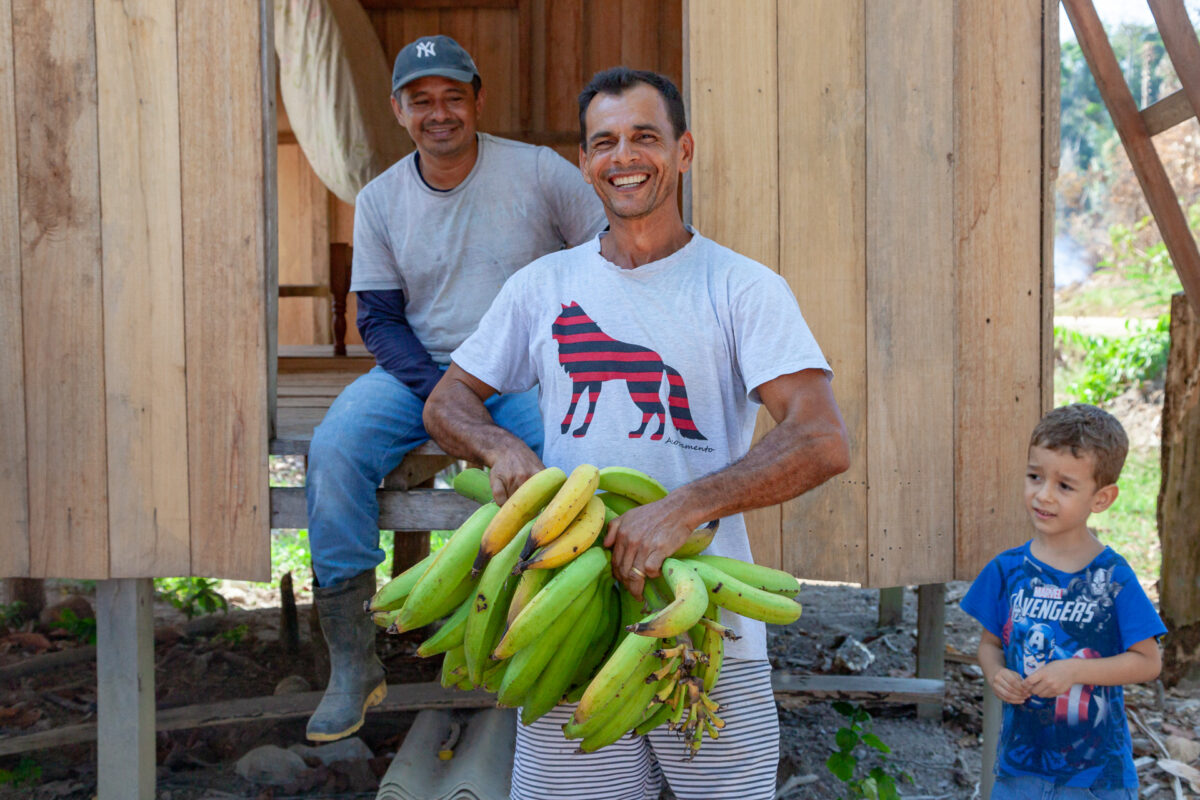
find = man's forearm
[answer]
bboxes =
[423,372,522,465]
[665,414,848,530]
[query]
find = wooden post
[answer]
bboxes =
[97,578,155,799]
[916,583,945,720]
[877,587,903,628]
[1158,292,1200,686]
[979,683,1002,799]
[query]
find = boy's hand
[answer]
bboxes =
[990,668,1031,704]
[1023,659,1078,699]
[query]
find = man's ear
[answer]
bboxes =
[1091,483,1119,513]
[676,130,695,175]
[578,145,592,184]
[390,94,406,127]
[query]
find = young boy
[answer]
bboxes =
[961,404,1166,798]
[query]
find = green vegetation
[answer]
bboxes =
[0,757,40,788]
[154,577,229,619]
[0,601,26,628]
[48,607,97,645]
[1054,315,1170,405]
[1095,447,1161,580]
[825,702,912,800]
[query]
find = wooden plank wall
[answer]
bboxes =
[689,0,1048,585]
[0,0,271,581]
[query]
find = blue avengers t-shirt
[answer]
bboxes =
[961,542,1166,789]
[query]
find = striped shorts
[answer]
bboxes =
[510,659,779,800]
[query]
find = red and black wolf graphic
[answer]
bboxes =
[551,302,706,441]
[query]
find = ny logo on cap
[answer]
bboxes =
[416,40,436,57]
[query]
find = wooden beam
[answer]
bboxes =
[270,487,477,530]
[1063,0,1200,315]
[1142,88,1196,136]
[96,579,155,799]
[916,583,946,720]
[0,674,943,757]
[1148,0,1200,128]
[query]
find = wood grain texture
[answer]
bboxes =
[686,0,781,569]
[777,0,867,584]
[95,0,191,577]
[276,143,331,346]
[864,0,955,587]
[13,0,109,579]
[178,0,269,580]
[952,0,1045,581]
[1043,0,1060,416]
[0,0,30,577]
[545,0,582,132]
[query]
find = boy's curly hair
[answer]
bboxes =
[1030,404,1128,487]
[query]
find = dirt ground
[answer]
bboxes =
[2,573,1197,800]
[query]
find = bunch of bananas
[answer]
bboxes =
[365,464,803,757]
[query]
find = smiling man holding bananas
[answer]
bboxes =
[423,67,850,800]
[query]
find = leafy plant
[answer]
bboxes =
[48,608,97,645]
[1055,315,1170,405]
[216,623,249,647]
[0,757,41,787]
[0,601,26,628]
[826,702,912,800]
[155,577,229,619]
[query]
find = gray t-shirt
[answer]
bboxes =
[452,230,831,659]
[350,133,605,363]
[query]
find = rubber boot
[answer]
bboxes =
[306,570,387,741]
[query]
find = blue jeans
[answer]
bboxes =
[305,366,543,586]
[991,775,1137,800]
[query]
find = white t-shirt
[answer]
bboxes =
[452,230,831,659]
[350,133,605,363]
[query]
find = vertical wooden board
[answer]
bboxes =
[583,0,621,82]
[528,0,547,132]
[382,12,406,61]
[953,0,1045,581]
[620,0,657,70]
[687,0,781,568]
[438,8,475,60]
[401,10,439,58]
[178,0,270,581]
[1041,0,1059,414]
[657,0,683,89]
[864,0,954,588]
[545,0,583,132]
[276,143,330,346]
[95,0,191,577]
[0,0,30,577]
[13,0,109,579]
[777,0,868,584]
[473,8,518,133]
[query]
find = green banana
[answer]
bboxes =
[518,494,606,571]
[464,520,532,684]
[671,520,720,557]
[394,503,499,631]
[577,663,663,752]
[506,565,555,626]
[564,582,620,703]
[689,559,802,625]
[520,578,606,726]
[440,645,468,689]
[597,491,640,516]
[474,467,567,575]
[415,595,472,657]
[481,658,508,693]
[452,467,493,505]
[522,463,600,559]
[627,558,707,638]
[393,568,478,634]
[700,616,724,692]
[596,466,668,505]
[493,547,609,660]
[633,694,675,736]
[496,579,598,708]
[685,554,801,597]
[569,627,660,733]
[367,549,438,612]
[373,608,402,629]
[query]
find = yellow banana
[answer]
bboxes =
[596,466,668,505]
[689,559,803,625]
[452,467,493,505]
[685,554,801,597]
[671,520,720,557]
[464,520,532,684]
[473,467,566,575]
[367,549,438,612]
[518,494,606,571]
[627,558,707,638]
[394,503,498,631]
[522,463,600,559]
[493,547,609,660]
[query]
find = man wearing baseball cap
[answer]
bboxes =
[303,35,604,742]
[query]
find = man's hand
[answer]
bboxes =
[487,445,546,507]
[989,668,1031,704]
[1023,659,1079,699]
[603,494,698,599]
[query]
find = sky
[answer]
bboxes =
[1060,0,1198,42]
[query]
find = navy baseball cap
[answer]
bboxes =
[391,35,480,94]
